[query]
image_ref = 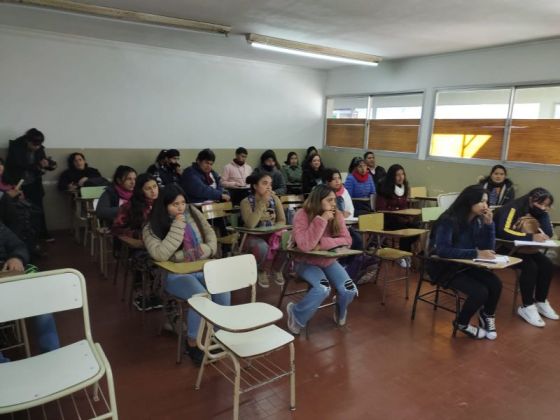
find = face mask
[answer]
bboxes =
[530,206,546,217]
[263,164,275,171]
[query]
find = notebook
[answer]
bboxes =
[513,239,559,248]
[473,255,510,264]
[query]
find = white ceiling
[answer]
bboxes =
[2,0,560,69]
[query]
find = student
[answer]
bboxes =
[305,146,318,161]
[281,152,302,192]
[96,165,137,225]
[221,147,252,205]
[494,187,557,327]
[143,184,229,365]
[180,148,230,203]
[147,149,181,187]
[376,164,419,256]
[112,173,159,245]
[344,157,375,216]
[252,150,287,195]
[4,128,56,242]
[364,151,386,188]
[0,222,59,362]
[427,184,501,339]
[286,185,358,334]
[323,168,354,219]
[301,153,325,194]
[240,172,286,288]
[57,152,106,192]
[478,164,515,207]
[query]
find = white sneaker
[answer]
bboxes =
[332,296,347,327]
[455,322,486,339]
[518,304,546,327]
[273,271,285,286]
[536,300,560,320]
[286,302,301,335]
[257,271,270,288]
[478,312,497,340]
[398,257,411,269]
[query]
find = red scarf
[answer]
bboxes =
[352,170,370,183]
[335,185,346,197]
[115,184,133,202]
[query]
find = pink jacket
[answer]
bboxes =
[292,209,352,267]
[221,161,253,189]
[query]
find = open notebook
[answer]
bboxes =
[473,255,510,264]
[513,239,559,248]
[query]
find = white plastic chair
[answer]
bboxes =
[0,269,118,419]
[437,192,459,211]
[188,254,295,420]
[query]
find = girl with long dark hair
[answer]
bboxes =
[57,152,106,191]
[96,165,137,225]
[427,184,501,339]
[301,153,325,194]
[286,185,357,334]
[494,187,557,327]
[478,164,515,207]
[142,184,229,365]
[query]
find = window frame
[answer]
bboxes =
[323,90,426,158]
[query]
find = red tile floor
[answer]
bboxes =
[10,232,560,419]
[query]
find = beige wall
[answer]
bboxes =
[321,149,560,220]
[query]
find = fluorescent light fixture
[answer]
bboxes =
[246,33,381,66]
[5,0,231,35]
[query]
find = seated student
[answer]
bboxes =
[181,148,230,203]
[281,152,302,193]
[147,149,181,187]
[344,157,375,216]
[364,151,386,189]
[427,184,501,340]
[323,168,354,219]
[240,172,286,288]
[143,184,229,365]
[252,150,287,195]
[221,147,252,205]
[0,222,59,363]
[301,153,325,194]
[376,164,419,256]
[96,165,137,226]
[57,152,107,192]
[478,164,515,207]
[286,185,358,334]
[494,187,557,327]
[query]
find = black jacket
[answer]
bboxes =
[147,163,180,187]
[96,185,120,224]
[4,138,47,186]
[493,196,552,241]
[57,166,104,191]
[479,178,515,206]
[0,222,29,266]
[301,168,324,194]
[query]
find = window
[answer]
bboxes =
[430,89,511,160]
[325,97,367,149]
[508,86,560,165]
[325,93,423,152]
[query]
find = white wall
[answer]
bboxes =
[326,38,560,158]
[0,25,327,149]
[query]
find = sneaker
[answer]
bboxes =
[257,271,270,288]
[286,302,301,335]
[43,236,55,243]
[356,265,378,285]
[332,296,347,327]
[517,304,545,327]
[536,300,560,320]
[184,343,204,366]
[455,322,486,339]
[149,295,163,310]
[478,312,497,340]
[273,271,285,286]
[133,295,153,312]
[398,257,411,269]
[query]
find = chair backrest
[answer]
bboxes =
[0,270,88,331]
[280,195,304,206]
[358,212,384,231]
[201,202,233,221]
[437,192,459,211]
[80,186,106,199]
[203,254,258,296]
[421,206,444,223]
[410,186,427,198]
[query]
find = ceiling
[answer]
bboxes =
[2,0,560,69]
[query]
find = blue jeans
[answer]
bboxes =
[164,272,231,340]
[292,261,357,327]
[0,313,59,363]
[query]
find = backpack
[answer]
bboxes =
[512,214,540,254]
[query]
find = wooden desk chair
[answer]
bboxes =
[410,186,427,198]
[358,213,416,304]
[0,269,118,419]
[201,202,240,256]
[188,255,295,420]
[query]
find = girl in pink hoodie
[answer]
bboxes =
[286,185,357,334]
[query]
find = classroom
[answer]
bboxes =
[1,1,560,419]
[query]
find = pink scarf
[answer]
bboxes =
[335,185,346,197]
[115,184,133,202]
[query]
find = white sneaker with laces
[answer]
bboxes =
[286,302,301,335]
[518,304,546,327]
[398,257,411,269]
[456,323,486,339]
[536,300,559,320]
[478,313,497,340]
[273,271,285,286]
